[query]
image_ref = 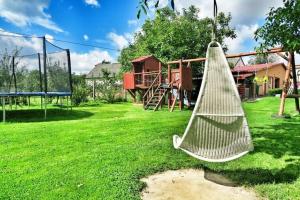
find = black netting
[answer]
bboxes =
[0,54,13,93]
[0,35,72,96]
[46,51,71,93]
[15,54,43,93]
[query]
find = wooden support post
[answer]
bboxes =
[179,60,184,110]
[290,52,300,113]
[159,62,162,84]
[167,64,171,109]
[127,90,136,103]
[279,53,292,116]
[93,79,96,100]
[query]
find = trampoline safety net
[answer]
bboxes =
[0,36,72,97]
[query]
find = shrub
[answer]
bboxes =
[95,69,124,103]
[72,75,90,106]
[268,88,282,96]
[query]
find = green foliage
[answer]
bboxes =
[47,58,69,92]
[119,6,236,74]
[137,0,175,18]
[95,69,123,103]
[255,0,300,52]
[248,54,279,65]
[268,88,282,96]
[0,48,21,91]
[72,74,90,105]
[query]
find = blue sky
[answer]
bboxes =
[0,0,289,73]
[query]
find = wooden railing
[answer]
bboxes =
[142,71,162,107]
[134,71,160,87]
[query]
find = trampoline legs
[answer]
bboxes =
[44,95,47,120]
[9,97,12,110]
[2,97,6,123]
[66,96,69,111]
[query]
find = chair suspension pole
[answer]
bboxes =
[212,0,218,41]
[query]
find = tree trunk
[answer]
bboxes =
[290,51,300,113]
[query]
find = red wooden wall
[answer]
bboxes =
[123,72,135,89]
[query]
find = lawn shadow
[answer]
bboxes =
[217,160,300,186]
[251,118,300,159]
[0,109,93,123]
[206,117,300,186]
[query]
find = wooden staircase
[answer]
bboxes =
[143,72,170,111]
[144,85,169,111]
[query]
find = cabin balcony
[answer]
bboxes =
[123,71,162,90]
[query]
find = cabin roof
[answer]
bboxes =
[131,55,158,63]
[232,62,286,73]
[86,63,121,78]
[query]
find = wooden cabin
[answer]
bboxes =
[123,55,162,90]
[123,55,192,111]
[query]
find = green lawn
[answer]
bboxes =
[0,97,300,199]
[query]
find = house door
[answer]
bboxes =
[134,64,143,85]
[275,78,280,88]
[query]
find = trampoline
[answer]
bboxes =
[0,36,73,122]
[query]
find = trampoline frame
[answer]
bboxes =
[0,37,73,122]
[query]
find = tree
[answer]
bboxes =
[137,0,175,18]
[47,59,69,92]
[119,6,236,75]
[255,0,300,53]
[255,0,300,114]
[248,54,279,65]
[96,69,121,103]
[0,48,21,92]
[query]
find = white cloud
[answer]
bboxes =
[174,0,283,26]
[107,32,129,50]
[83,34,89,41]
[128,19,138,26]
[224,24,259,53]
[0,28,43,55]
[45,34,54,42]
[171,0,283,53]
[84,0,100,7]
[0,0,63,32]
[71,49,113,74]
[0,29,113,74]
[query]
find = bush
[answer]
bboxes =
[268,88,282,96]
[95,69,124,103]
[72,85,90,105]
[72,75,90,106]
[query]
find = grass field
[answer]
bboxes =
[0,97,300,199]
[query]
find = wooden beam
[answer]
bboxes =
[167,48,284,64]
[278,53,292,116]
[127,89,136,102]
[276,52,288,61]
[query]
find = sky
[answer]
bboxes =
[0,0,293,74]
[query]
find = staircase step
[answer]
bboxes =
[148,103,158,106]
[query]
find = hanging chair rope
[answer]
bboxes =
[212,0,218,41]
